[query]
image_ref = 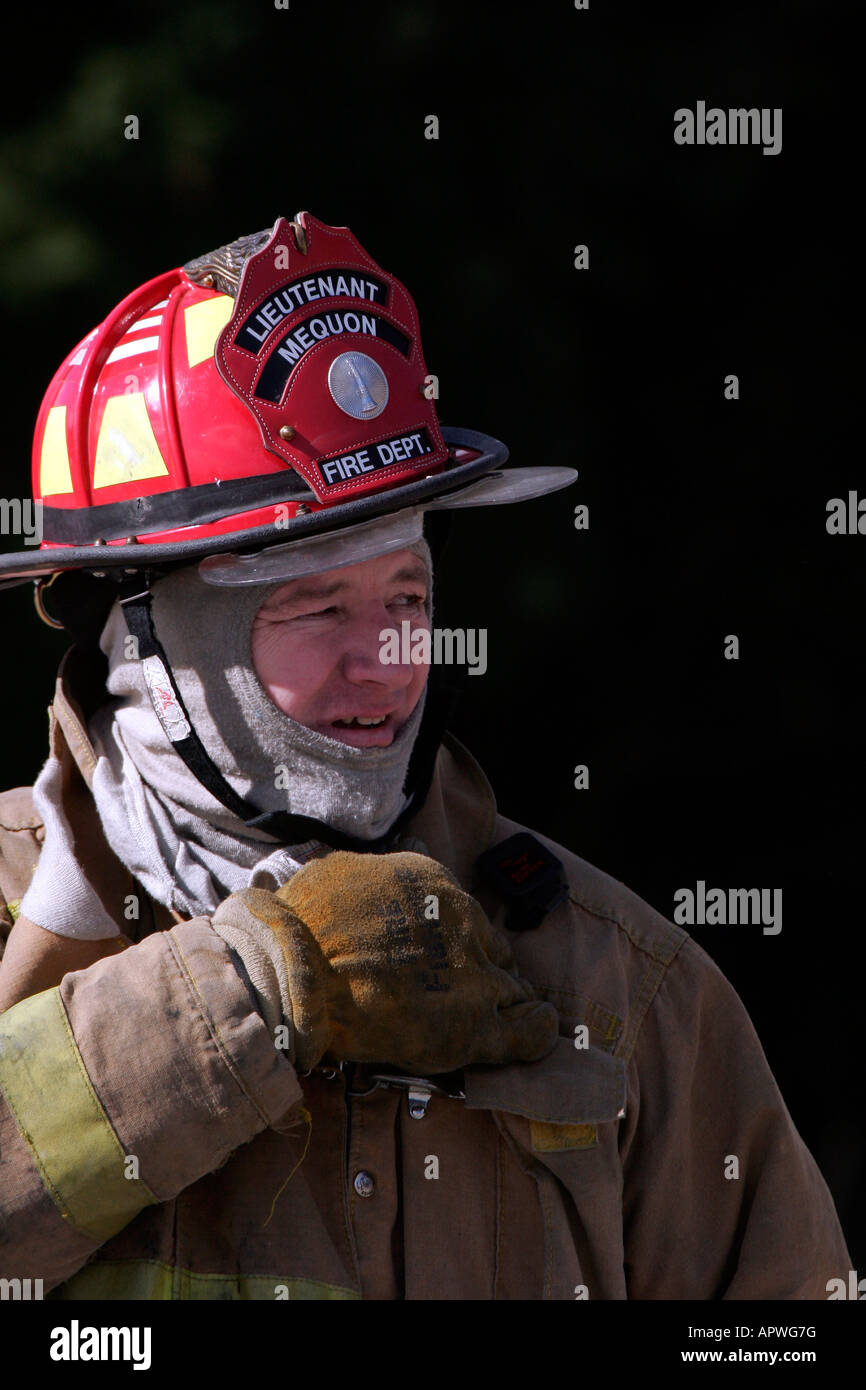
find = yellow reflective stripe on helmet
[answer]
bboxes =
[184,294,233,369]
[92,393,169,488]
[0,988,158,1242]
[51,1260,359,1301]
[39,403,75,496]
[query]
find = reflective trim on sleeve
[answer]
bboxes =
[50,1260,360,1301]
[0,987,159,1242]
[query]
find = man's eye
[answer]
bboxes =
[392,592,426,607]
[275,605,338,622]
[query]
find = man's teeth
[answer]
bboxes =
[335,716,387,727]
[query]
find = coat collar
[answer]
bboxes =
[465,1036,626,1126]
[52,647,101,790]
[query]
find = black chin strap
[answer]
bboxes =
[118,579,460,854]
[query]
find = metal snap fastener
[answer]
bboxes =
[408,1086,432,1119]
[353,1170,376,1198]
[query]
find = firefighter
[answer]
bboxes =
[0,214,851,1299]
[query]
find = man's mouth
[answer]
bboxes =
[325,710,399,746]
[332,715,389,728]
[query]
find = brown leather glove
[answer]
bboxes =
[212,851,558,1074]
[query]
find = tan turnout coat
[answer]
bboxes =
[0,650,852,1299]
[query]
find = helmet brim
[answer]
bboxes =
[0,427,576,590]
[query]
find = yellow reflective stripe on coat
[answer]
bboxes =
[51,1261,359,1301]
[0,988,158,1242]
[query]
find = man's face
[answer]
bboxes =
[250,547,430,748]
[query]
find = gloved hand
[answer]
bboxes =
[212,850,558,1074]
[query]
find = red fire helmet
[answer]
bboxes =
[0,212,575,595]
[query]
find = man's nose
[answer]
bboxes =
[341,612,426,686]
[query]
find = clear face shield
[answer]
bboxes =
[196,466,576,586]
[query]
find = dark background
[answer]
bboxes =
[1,1,861,1271]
